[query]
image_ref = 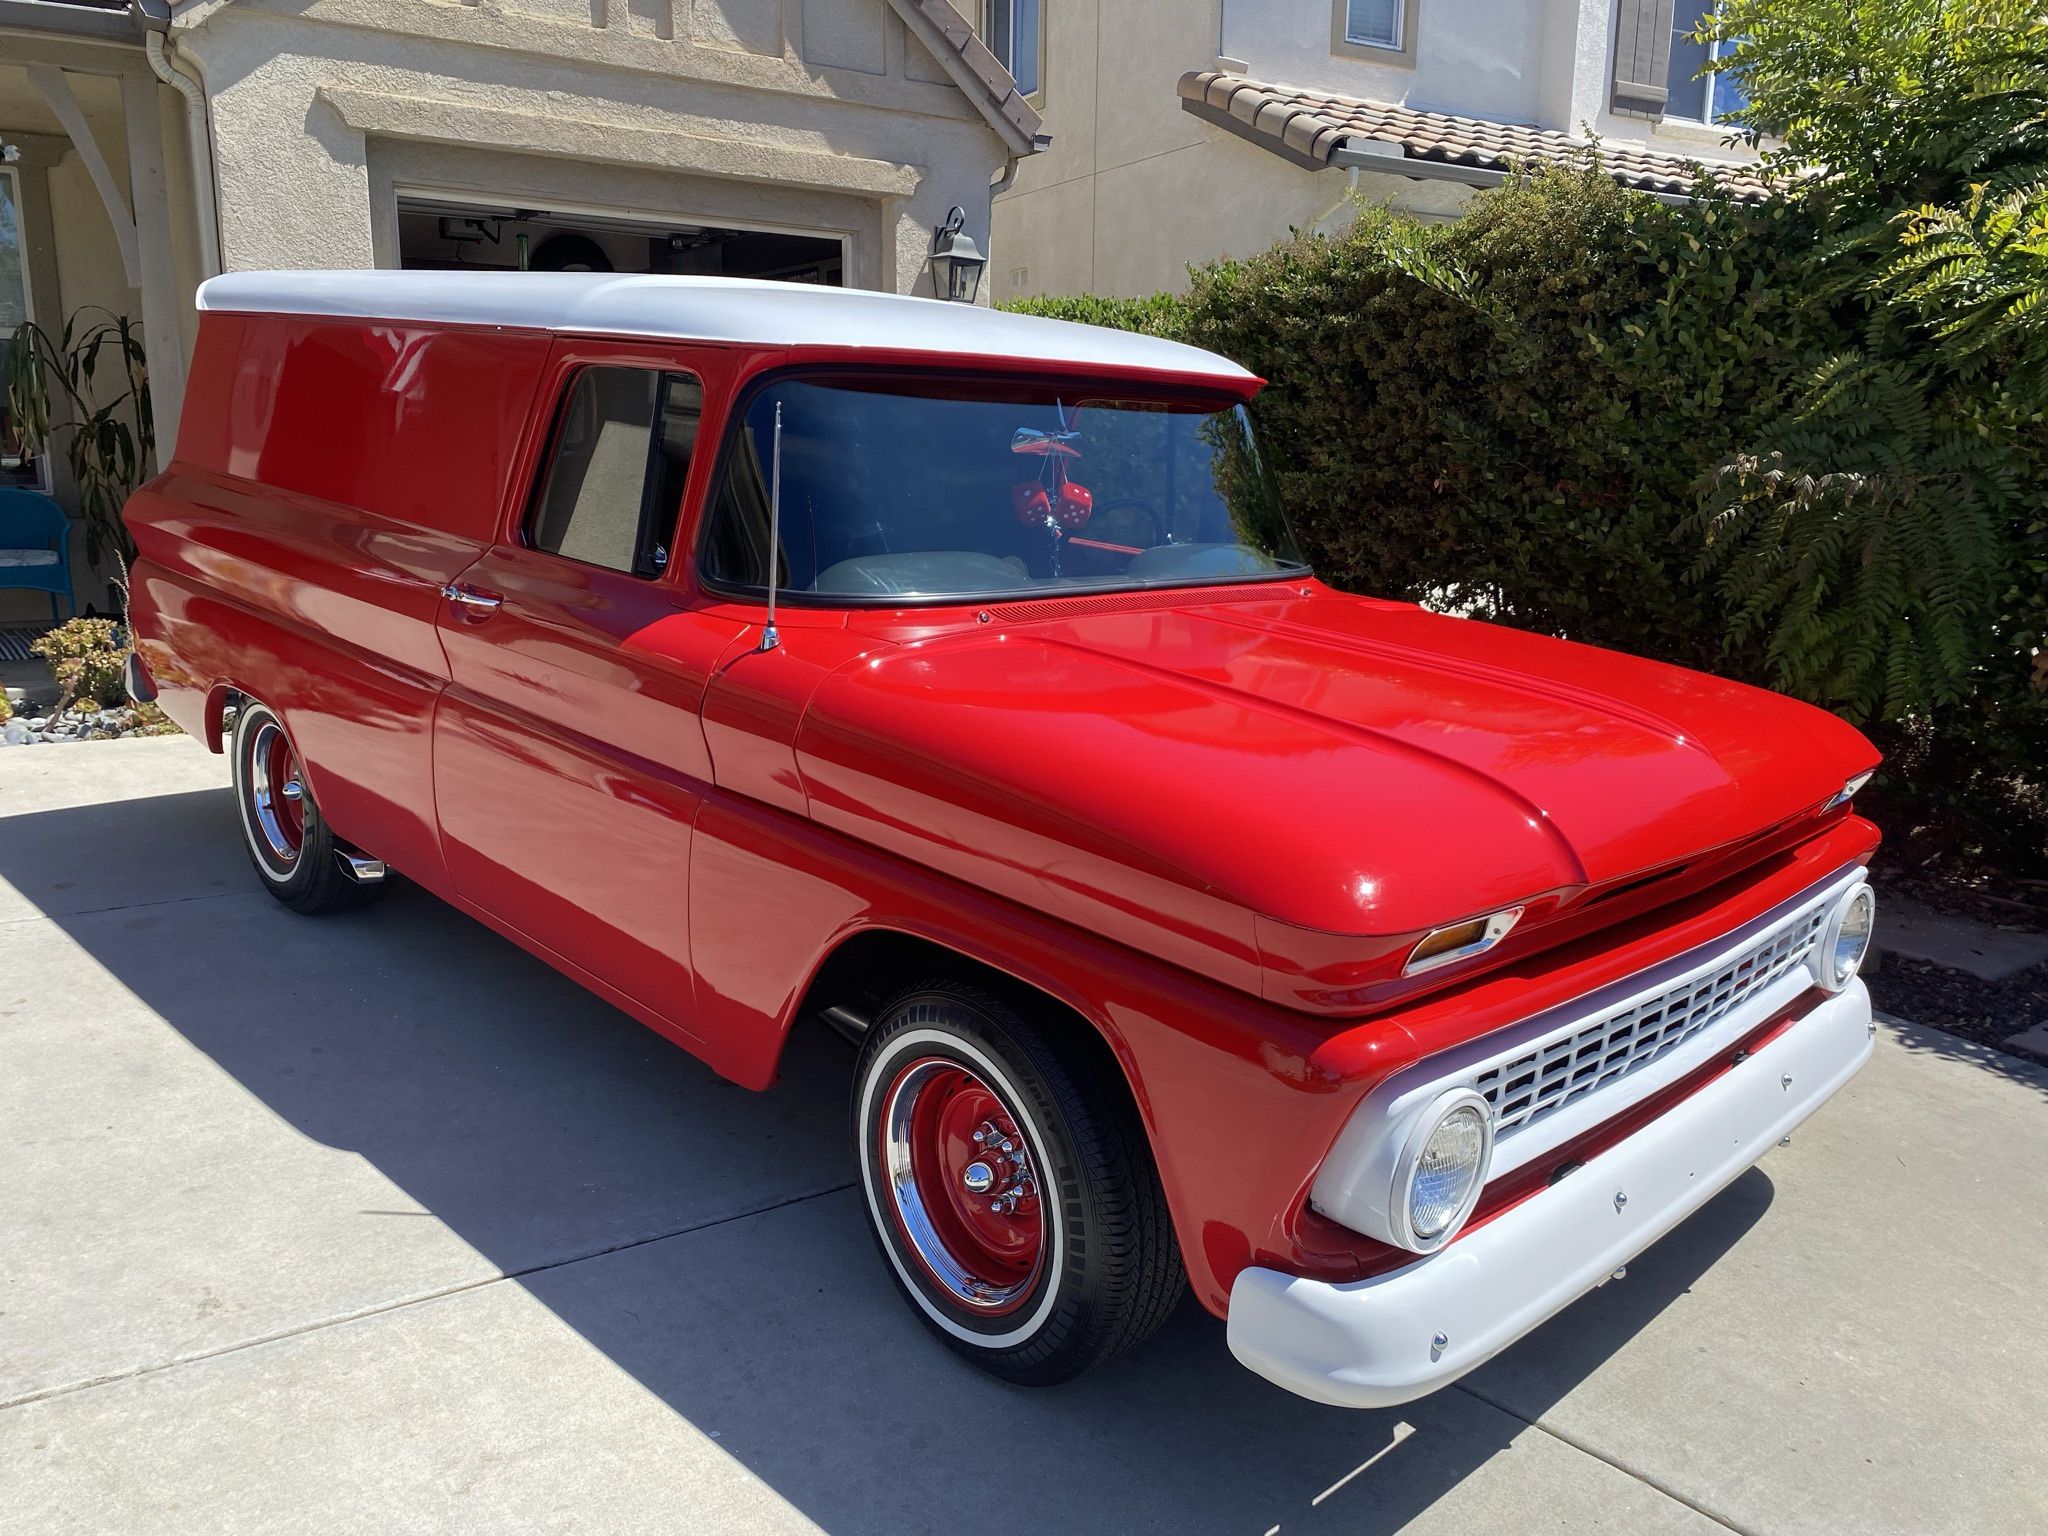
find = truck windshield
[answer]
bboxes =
[698,374,1308,602]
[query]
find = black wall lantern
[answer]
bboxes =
[926,205,988,304]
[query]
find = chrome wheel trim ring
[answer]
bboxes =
[235,708,301,884]
[858,1025,1065,1347]
[878,1058,1045,1313]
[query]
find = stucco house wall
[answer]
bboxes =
[176,0,1023,300]
[997,0,1759,300]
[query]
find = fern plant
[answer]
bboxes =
[1683,0,2048,718]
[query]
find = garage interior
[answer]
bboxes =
[396,197,846,284]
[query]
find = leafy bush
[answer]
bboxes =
[31,617,129,709]
[1016,171,1852,676]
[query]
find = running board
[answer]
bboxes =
[335,850,388,884]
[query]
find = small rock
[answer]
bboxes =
[4,721,32,745]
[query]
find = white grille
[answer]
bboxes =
[1471,902,1830,1139]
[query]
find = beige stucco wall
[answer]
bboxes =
[175,0,1016,299]
[998,0,1754,300]
[992,0,1472,299]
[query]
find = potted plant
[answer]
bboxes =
[3,308,151,573]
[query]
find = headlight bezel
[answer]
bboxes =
[1816,881,1876,992]
[1390,1088,1495,1253]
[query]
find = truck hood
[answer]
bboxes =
[796,587,1876,986]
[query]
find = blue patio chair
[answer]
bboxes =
[0,488,75,624]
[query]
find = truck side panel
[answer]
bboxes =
[125,312,551,879]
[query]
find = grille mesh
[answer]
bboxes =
[1472,903,1831,1138]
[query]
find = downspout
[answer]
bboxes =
[134,1,221,277]
[1311,165,1361,238]
[990,153,1028,199]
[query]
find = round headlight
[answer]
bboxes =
[1397,1090,1494,1249]
[1822,883,1876,991]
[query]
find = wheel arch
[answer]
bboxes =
[790,925,1154,1146]
[203,680,246,754]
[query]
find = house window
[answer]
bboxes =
[1343,0,1402,50]
[1666,9,1749,122]
[984,1,1042,99]
[0,165,44,492]
[527,367,701,578]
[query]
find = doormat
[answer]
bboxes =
[0,626,49,662]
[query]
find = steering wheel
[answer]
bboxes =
[1087,496,1165,551]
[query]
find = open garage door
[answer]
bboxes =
[396,196,845,285]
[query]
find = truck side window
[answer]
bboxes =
[527,367,701,578]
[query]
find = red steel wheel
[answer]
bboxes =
[878,1057,1047,1315]
[855,980,1186,1387]
[230,699,384,915]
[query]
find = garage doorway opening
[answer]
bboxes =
[395,196,845,285]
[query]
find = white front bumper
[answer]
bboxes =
[1227,982,1874,1408]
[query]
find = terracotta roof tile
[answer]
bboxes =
[1177,71,1770,202]
[899,0,1044,147]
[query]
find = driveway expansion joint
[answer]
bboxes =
[0,1179,856,1415]
[1454,1380,1761,1536]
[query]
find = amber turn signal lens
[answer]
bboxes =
[1409,919,1489,967]
[1403,906,1525,976]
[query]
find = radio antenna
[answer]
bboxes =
[759,400,783,653]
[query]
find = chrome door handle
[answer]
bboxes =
[441,584,503,614]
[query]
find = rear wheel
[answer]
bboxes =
[853,979,1184,1385]
[230,701,382,915]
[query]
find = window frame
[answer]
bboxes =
[981,0,1047,104]
[689,363,1311,611]
[1331,0,1419,68]
[520,362,705,582]
[1663,8,1745,124]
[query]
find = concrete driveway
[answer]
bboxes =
[3,737,2043,1535]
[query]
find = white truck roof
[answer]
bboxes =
[196,271,1256,385]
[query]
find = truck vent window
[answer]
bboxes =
[527,366,700,578]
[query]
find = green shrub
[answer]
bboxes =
[1015,170,1847,675]
[31,617,129,709]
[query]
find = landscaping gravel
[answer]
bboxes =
[0,706,178,746]
[1868,955,2048,1066]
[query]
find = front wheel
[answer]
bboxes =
[230,700,382,915]
[853,980,1184,1385]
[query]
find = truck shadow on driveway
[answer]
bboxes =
[5,785,1775,1534]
